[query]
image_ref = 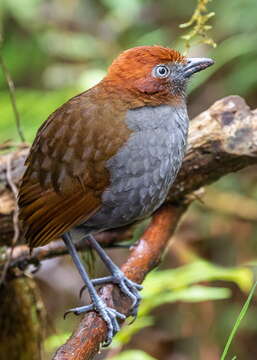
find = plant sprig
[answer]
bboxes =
[180,0,216,54]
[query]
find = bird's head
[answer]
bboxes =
[104,45,214,106]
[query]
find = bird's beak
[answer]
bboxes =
[183,57,214,78]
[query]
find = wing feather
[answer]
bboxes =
[18,89,130,248]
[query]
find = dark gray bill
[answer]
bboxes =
[184,57,214,78]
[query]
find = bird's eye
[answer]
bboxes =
[153,65,170,78]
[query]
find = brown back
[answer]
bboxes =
[18,87,131,248]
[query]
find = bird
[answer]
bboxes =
[18,45,214,346]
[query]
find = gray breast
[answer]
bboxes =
[82,104,189,232]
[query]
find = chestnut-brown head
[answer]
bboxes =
[105,45,214,104]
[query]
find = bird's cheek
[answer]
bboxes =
[134,77,163,95]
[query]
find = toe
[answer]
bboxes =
[111,309,126,321]
[126,278,143,290]
[97,307,126,346]
[63,304,94,318]
[119,281,137,304]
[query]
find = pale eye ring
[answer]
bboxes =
[153,64,170,78]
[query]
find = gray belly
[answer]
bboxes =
[79,104,188,233]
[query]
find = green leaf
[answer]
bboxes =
[110,350,157,360]
[149,285,231,305]
[142,260,253,298]
[220,281,257,360]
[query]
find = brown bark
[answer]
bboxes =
[0,95,257,359]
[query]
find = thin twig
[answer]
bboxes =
[0,36,25,142]
[0,228,133,273]
[0,140,15,151]
[0,155,20,284]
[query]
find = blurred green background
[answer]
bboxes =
[1,0,257,359]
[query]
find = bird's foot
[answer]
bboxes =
[80,271,143,320]
[64,298,126,346]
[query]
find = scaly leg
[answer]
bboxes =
[62,232,125,346]
[81,234,142,319]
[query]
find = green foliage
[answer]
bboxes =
[112,259,253,347]
[109,350,158,360]
[113,316,154,346]
[0,89,75,143]
[143,260,253,295]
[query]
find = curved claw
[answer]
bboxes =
[79,285,86,299]
[128,300,140,323]
[128,314,137,325]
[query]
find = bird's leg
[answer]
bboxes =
[62,232,125,346]
[83,234,143,319]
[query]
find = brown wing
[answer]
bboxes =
[18,89,131,248]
